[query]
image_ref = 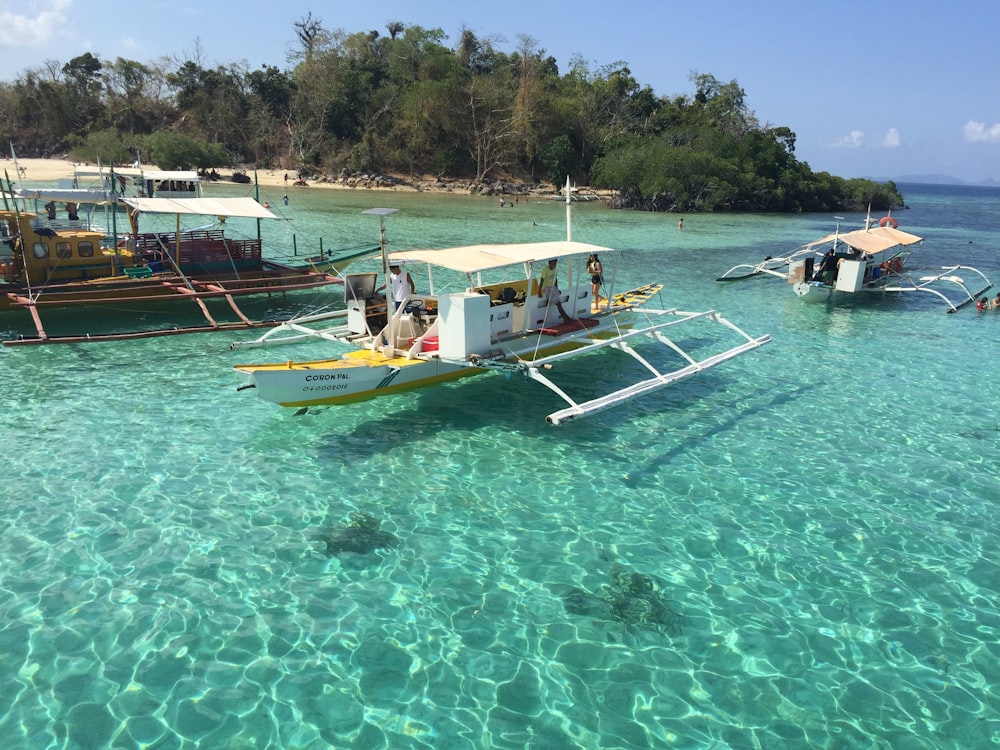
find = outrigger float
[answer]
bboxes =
[717,215,993,312]
[233,180,771,425]
[0,188,340,345]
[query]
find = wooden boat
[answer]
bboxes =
[293,244,380,275]
[718,217,994,312]
[233,182,772,425]
[0,195,340,345]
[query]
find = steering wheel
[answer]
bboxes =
[403,300,424,314]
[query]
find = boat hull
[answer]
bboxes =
[793,281,832,303]
[237,353,477,407]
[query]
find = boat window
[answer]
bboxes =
[56,242,73,259]
[78,241,95,257]
[33,243,48,259]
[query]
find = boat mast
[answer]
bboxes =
[362,208,398,344]
[109,162,119,249]
[564,176,573,241]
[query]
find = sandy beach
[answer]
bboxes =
[4,157,594,200]
[3,157,371,190]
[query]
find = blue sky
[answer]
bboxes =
[2,0,999,182]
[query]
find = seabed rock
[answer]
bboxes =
[562,563,681,636]
[322,511,398,557]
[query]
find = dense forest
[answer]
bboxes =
[0,14,902,213]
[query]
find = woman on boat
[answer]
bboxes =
[587,253,605,309]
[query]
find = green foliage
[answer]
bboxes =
[1,33,905,212]
[68,128,132,165]
[540,134,579,184]
[145,130,229,170]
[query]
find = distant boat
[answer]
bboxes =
[72,165,203,199]
[549,192,600,202]
[717,217,994,312]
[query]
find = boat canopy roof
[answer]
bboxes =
[141,170,200,182]
[75,166,144,178]
[388,240,613,274]
[808,226,924,256]
[17,188,117,204]
[123,196,278,219]
[75,167,199,181]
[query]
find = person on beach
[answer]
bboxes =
[538,259,571,322]
[587,253,605,309]
[377,263,416,311]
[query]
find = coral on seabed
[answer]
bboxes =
[322,511,398,557]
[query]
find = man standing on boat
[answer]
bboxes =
[377,263,416,311]
[538,258,571,322]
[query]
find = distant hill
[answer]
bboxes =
[892,173,1000,187]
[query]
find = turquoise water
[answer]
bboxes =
[1,182,999,749]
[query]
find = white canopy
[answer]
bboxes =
[123,196,278,219]
[808,226,924,256]
[75,166,144,178]
[141,170,200,182]
[17,188,117,205]
[388,240,613,274]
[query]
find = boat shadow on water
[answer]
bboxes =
[240,351,772,476]
[616,383,818,491]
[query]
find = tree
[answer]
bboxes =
[145,130,228,170]
[69,127,132,166]
[293,12,327,63]
[386,21,405,40]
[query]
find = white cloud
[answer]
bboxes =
[881,128,901,148]
[831,128,901,149]
[0,0,72,48]
[833,130,865,148]
[963,120,1000,143]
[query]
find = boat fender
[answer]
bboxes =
[878,216,899,229]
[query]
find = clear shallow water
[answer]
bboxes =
[1,183,998,749]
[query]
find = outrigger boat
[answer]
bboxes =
[233,181,771,425]
[293,244,380,275]
[717,217,993,312]
[0,192,341,345]
[72,165,203,199]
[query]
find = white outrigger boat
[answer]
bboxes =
[718,217,993,312]
[233,180,771,425]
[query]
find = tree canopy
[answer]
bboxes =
[0,21,902,212]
